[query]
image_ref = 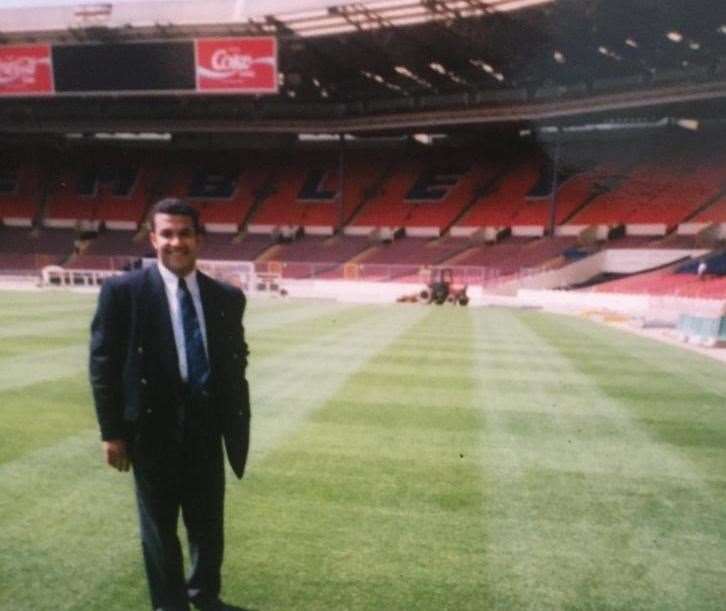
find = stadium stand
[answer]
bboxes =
[585,249,726,299]
[65,229,148,270]
[510,150,622,228]
[587,267,723,298]
[255,235,370,279]
[165,152,271,229]
[228,233,277,261]
[0,161,41,223]
[567,141,726,228]
[1,136,724,298]
[446,236,578,277]
[648,233,700,249]
[250,149,392,231]
[196,233,246,260]
[690,194,726,224]
[82,230,148,256]
[358,236,471,266]
[44,153,151,225]
[453,154,542,229]
[94,165,158,225]
[0,226,76,271]
[349,149,491,232]
[603,235,662,248]
[264,234,370,262]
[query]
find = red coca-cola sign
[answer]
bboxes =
[195,37,278,93]
[0,45,54,96]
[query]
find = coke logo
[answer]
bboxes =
[196,38,277,91]
[210,50,253,73]
[0,57,40,84]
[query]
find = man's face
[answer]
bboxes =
[149,213,201,277]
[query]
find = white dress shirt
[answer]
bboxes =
[157,262,209,382]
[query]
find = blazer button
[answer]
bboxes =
[146,408,152,414]
[137,346,144,355]
[141,378,148,385]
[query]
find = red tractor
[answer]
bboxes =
[422,267,469,306]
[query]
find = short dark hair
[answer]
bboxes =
[148,198,202,233]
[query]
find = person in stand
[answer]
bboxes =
[89,198,251,611]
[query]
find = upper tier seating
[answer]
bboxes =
[350,150,492,231]
[45,155,156,224]
[2,139,725,280]
[250,150,389,228]
[0,163,40,221]
[509,154,625,227]
[454,155,542,228]
[568,144,725,227]
[165,154,271,227]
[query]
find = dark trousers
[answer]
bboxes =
[132,396,225,611]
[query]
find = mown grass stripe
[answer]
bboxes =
[474,308,726,610]
[248,303,387,361]
[248,303,429,463]
[0,334,85,361]
[247,298,353,334]
[0,315,91,340]
[0,431,147,611]
[0,300,428,611]
[0,374,95,465]
[225,307,490,610]
[0,344,88,392]
[521,313,726,483]
[2,292,726,610]
[0,294,94,322]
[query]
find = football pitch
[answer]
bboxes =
[1,290,726,611]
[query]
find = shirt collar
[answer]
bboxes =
[157,262,199,294]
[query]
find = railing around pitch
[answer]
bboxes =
[35,258,547,290]
[254,261,521,286]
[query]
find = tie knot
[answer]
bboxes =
[178,277,189,292]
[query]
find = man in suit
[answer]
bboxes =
[89,198,251,611]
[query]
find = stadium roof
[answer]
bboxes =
[0,0,725,138]
[0,0,552,32]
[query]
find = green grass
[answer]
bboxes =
[1,291,726,610]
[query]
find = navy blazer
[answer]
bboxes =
[89,264,251,478]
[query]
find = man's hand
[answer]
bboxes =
[103,439,130,472]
